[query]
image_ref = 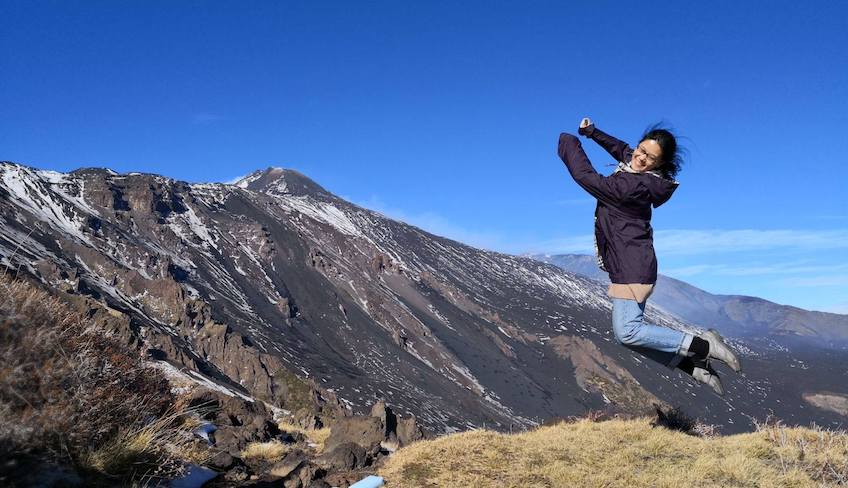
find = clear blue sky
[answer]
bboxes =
[2,1,846,313]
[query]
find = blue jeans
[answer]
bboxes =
[611,298,694,369]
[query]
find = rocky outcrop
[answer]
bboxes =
[317,442,371,471]
[187,389,282,455]
[181,390,420,486]
[324,401,426,454]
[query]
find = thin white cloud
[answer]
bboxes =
[531,235,594,254]
[660,264,725,277]
[825,302,848,314]
[534,228,848,313]
[353,196,513,252]
[779,275,848,287]
[539,228,848,256]
[662,262,848,278]
[654,229,848,255]
[224,174,247,184]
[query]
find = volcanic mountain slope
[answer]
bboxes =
[531,254,848,347]
[0,163,845,435]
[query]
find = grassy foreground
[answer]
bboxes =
[379,417,848,487]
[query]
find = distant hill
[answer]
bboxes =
[528,254,848,349]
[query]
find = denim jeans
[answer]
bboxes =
[611,298,694,369]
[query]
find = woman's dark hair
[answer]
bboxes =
[640,123,686,180]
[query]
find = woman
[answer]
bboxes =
[557,118,741,396]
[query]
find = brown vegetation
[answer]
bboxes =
[241,440,290,461]
[0,275,200,485]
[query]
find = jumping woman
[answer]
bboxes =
[557,118,742,395]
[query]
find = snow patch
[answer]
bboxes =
[276,196,362,237]
[147,361,255,402]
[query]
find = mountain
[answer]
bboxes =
[530,254,848,348]
[1,163,846,436]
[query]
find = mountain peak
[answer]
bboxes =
[233,167,332,199]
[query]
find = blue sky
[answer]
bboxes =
[1,1,846,313]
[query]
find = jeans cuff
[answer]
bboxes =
[677,333,695,356]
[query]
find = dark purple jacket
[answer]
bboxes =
[557,125,679,284]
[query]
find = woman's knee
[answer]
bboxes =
[612,300,642,345]
[615,324,641,346]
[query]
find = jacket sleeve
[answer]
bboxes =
[578,124,631,163]
[558,132,636,206]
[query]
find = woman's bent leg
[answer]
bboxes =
[611,298,694,369]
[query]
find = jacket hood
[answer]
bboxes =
[613,160,679,208]
[646,176,679,208]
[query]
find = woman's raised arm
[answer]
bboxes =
[558,132,633,207]
[578,118,632,163]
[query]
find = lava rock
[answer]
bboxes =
[396,414,425,447]
[324,416,384,453]
[207,451,237,471]
[316,442,369,470]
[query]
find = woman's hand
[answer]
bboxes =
[578,117,595,137]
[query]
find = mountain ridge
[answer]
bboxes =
[1,161,846,436]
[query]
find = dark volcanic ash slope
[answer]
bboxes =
[0,163,844,434]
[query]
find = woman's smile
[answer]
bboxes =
[631,139,663,172]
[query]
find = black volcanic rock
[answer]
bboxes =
[1,161,846,437]
[317,442,371,471]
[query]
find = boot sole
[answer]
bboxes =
[706,329,742,373]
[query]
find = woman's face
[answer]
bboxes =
[631,139,663,172]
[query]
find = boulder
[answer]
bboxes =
[213,422,281,455]
[316,442,369,471]
[187,389,270,426]
[324,416,384,453]
[271,454,307,479]
[396,414,425,446]
[207,451,237,471]
[325,401,425,454]
[270,451,325,488]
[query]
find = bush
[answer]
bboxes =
[0,275,194,485]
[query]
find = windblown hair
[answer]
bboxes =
[640,124,686,180]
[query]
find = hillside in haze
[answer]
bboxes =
[530,254,848,349]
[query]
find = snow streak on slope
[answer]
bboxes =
[1,164,95,245]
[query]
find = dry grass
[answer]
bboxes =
[242,440,290,461]
[379,417,848,487]
[278,420,332,452]
[0,275,203,485]
[84,406,210,481]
